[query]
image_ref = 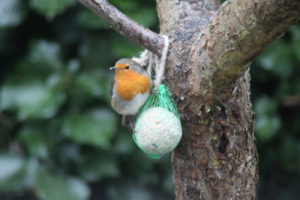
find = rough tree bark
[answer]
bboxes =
[78,0,300,199]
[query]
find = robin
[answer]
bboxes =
[110,58,152,126]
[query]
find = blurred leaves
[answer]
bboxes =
[255,115,281,141]
[35,169,90,200]
[109,0,139,11]
[126,7,157,28]
[75,70,112,101]
[255,96,278,116]
[78,0,157,30]
[290,25,300,61]
[107,183,153,200]
[78,152,120,182]
[278,136,300,172]
[112,34,142,58]
[0,81,65,120]
[27,40,64,70]
[19,127,50,159]
[30,0,75,19]
[253,24,300,200]
[0,0,27,28]
[0,155,32,192]
[79,34,114,67]
[113,132,135,154]
[254,96,281,141]
[257,40,294,78]
[78,10,108,30]
[1,40,64,120]
[13,40,64,80]
[63,109,116,148]
[0,155,24,185]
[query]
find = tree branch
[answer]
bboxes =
[77,0,165,56]
[194,0,300,94]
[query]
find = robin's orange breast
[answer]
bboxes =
[115,70,151,101]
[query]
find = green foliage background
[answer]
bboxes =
[0,0,299,199]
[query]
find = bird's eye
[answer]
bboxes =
[125,66,130,69]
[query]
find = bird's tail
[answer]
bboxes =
[122,115,136,130]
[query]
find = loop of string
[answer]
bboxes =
[132,35,169,90]
[154,35,169,89]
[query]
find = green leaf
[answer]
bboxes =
[6,40,63,85]
[30,0,75,20]
[290,25,300,62]
[0,155,28,191]
[18,126,49,159]
[0,31,6,53]
[255,115,281,141]
[54,144,83,166]
[35,170,90,200]
[3,40,65,100]
[108,1,157,28]
[79,152,120,182]
[74,70,112,102]
[79,35,114,67]
[257,40,293,78]
[67,59,80,73]
[0,155,24,183]
[0,0,27,28]
[109,0,139,10]
[13,40,64,82]
[113,131,135,154]
[112,34,142,58]
[68,69,112,107]
[0,80,65,120]
[107,182,153,200]
[126,7,157,28]
[254,96,278,116]
[254,96,281,141]
[62,109,116,148]
[28,40,63,70]
[276,79,300,97]
[278,137,300,172]
[78,10,108,29]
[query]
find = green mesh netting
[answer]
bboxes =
[138,84,180,118]
[133,84,182,159]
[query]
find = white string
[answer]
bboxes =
[132,50,149,66]
[154,35,169,89]
[147,51,153,77]
[131,35,169,89]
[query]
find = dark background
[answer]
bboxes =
[0,0,299,199]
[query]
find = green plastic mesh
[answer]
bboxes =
[133,84,182,159]
[138,84,180,118]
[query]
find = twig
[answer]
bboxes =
[77,0,165,56]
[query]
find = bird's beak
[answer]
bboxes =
[110,66,117,71]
